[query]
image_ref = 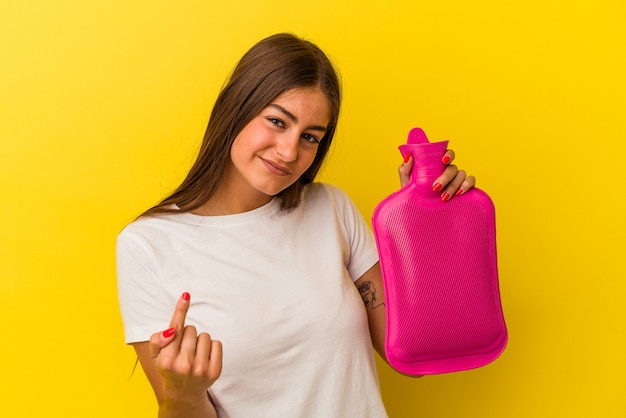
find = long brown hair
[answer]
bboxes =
[141,33,342,217]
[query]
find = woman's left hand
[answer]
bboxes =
[399,149,476,201]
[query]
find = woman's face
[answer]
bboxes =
[228,87,331,200]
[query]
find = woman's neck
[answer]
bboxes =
[191,170,273,216]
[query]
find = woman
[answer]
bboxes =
[117,33,475,418]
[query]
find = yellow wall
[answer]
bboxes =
[1,1,624,417]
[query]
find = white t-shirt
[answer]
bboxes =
[116,183,388,417]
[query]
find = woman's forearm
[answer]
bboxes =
[158,393,217,418]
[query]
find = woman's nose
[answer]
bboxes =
[275,133,298,162]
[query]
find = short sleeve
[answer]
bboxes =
[324,184,379,281]
[116,227,174,344]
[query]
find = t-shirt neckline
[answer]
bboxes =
[171,198,281,226]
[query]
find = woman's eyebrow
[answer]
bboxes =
[267,104,327,132]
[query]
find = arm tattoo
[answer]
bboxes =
[358,281,385,310]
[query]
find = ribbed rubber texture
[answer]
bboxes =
[373,188,507,375]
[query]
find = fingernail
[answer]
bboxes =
[432,183,443,192]
[403,153,411,163]
[163,327,175,338]
[442,155,451,164]
[455,188,464,196]
[441,192,451,202]
[182,292,190,301]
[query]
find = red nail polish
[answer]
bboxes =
[441,192,450,202]
[442,155,451,164]
[455,188,464,196]
[182,292,190,301]
[403,153,411,163]
[163,327,175,338]
[432,183,442,192]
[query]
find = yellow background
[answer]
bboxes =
[1,1,624,417]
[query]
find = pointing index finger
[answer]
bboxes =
[169,291,191,332]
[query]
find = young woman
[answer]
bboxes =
[117,33,475,418]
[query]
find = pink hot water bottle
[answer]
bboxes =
[372,128,507,375]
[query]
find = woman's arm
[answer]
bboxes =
[132,293,222,418]
[355,263,387,360]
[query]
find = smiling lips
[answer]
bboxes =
[260,157,292,176]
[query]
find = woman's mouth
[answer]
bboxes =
[260,157,291,176]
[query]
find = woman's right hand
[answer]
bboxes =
[150,292,223,404]
[133,292,222,417]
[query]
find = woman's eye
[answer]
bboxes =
[268,118,285,128]
[302,133,320,144]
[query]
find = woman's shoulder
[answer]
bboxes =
[304,182,349,198]
[301,182,356,211]
[117,212,180,242]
